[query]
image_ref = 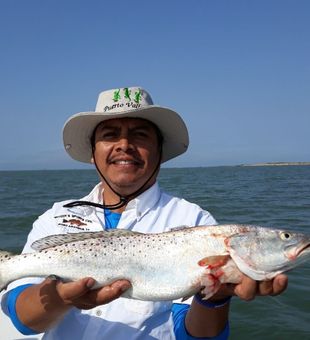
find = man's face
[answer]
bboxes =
[92,118,161,196]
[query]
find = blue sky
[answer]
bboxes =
[0,0,309,170]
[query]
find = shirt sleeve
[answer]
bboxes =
[1,206,56,319]
[172,303,229,340]
[4,284,38,335]
[195,209,217,227]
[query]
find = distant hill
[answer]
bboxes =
[241,162,310,167]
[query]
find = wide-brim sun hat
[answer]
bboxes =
[63,86,189,163]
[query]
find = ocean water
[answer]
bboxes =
[0,166,309,339]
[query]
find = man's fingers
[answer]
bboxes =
[40,277,131,310]
[253,275,288,296]
[271,274,288,296]
[234,276,258,301]
[257,280,274,296]
[210,273,288,303]
[233,275,288,300]
[56,277,96,302]
[92,280,131,305]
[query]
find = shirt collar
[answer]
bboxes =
[125,182,161,220]
[82,182,161,221]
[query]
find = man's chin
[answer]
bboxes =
[111,178,154,195]
[110,179,144,193]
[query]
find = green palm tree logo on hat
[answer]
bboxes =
[112,88,142,103]
[123,88,131,101]
[134,89,142,103]
[113,89,121,102]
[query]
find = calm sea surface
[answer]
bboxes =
[0,166,309,339]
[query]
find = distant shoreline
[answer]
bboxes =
[241,162,310,167]
[1,162,310,171]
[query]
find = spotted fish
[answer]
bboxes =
[0,225,310,300]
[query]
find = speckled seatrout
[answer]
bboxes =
[0,225,310,300]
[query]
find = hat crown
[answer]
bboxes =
[95,87,154,114]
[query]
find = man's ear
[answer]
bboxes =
[91,157,94,164]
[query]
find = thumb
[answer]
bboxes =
[56,277,96,302]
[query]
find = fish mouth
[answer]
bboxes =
[296,243,310,257]
[285,241,310,261]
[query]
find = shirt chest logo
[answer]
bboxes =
[55,214,93,231]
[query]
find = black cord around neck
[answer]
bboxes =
[63,197,128,210]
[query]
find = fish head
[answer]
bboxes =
[225,227,310,280]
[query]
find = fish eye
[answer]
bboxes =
[280,232,292,241]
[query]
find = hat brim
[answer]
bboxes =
[63,105,189,163]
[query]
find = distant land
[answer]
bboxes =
[241,162,310,167]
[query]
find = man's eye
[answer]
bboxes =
[101,131,118,139]
[134,130,148,138]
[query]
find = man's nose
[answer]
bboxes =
[115,136,133,152]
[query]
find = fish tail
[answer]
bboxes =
[0,250,15,291]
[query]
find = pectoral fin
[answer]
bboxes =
[197,255,232,299]
[198,255,230,269]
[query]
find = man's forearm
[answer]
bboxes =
[185,296,230,338]
[14,276,131,333]
[15,279,71,332]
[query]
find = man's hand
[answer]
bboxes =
[16,277,131,332]
[185,274,288,338]
[51,277,131,309]
[209,273,288,302]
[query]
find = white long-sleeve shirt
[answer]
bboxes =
[2,182,217,340]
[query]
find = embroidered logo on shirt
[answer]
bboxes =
[63,218,87,226]
[55,214,92,231]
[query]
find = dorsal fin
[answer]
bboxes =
[170,225,190,231]
[31,229,142,251]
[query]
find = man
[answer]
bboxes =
[1,87,287,339]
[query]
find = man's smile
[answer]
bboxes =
[108,157,144,167]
